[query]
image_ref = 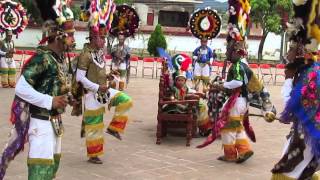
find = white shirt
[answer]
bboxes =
[76,69,99,93]
[15,76,53,110]
[281,78,293,105]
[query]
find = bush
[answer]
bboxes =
[147,24,167,57]
[71,5,81,20]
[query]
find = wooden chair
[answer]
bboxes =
[156,61,199,146]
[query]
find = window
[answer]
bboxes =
[158,10,189,27]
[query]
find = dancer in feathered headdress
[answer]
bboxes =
[110,4,140,90]
[189,7,222,92]
[0,0,28,88]
[271,1,320,179]
[74,0,132,164]
[0,0,76,179]
[197,0,277,164]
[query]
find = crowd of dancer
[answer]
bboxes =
[0,0,319,180]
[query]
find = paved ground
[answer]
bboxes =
[0,75,289,180]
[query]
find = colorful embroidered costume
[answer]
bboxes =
[192,45,213,90]
[162,53,211,135]
[0,0,28,88]
[189,7,221,92]
[76,44,132,159]
[271,0,320,179]
[109,5,139,90]
[111,41,130,90]
[0,0,75,179]
[75,1,132,163]
[0,31,16,88]
[197,0,276,164]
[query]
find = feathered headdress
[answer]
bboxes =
[189,7,222,40]
[89,0,116,36]
[171,53,192,80]
[0,0,28,37]
[81,0,116,37]
[109,5,140,38]
[31,0,75,45]
[287,0,320,54]
[227,0,250,42]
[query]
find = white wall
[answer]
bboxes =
[9,28,282,59]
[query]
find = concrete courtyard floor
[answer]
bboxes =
[0,77,289,180]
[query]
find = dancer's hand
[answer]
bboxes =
[52,96,68,109]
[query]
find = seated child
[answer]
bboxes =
[162,71,212,136]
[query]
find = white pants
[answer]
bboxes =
[194,62,210,78]
[28,118,61,159]
[228,97,248,118]
[0,57,16,69]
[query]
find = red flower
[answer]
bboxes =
[310,81,317,90]
[316,112,320,122]
[301,86,308,96]
[308,72,317,80]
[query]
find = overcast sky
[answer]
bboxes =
[214,0,227,2]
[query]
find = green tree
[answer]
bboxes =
[114,0,133,5]
[250,0,292,61]
[71,5,81,21]
[147,24,167,57]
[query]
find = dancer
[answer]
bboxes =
[111,34,130,91]
[0,30,16,88]
[197,0,276,164]
[74,0,132,164]
[0,0,76,179]
[271,1,320,179]
[109,4,139,90]
[189,7,222,92]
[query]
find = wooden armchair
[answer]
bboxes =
[156,61,199,146]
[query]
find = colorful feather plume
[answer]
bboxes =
[87,0,116,32]
[227,0,251,42]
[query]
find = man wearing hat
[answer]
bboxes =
[0,30,16,88]
[192,38,213,92]
[197,0,277,163]
[0,0,77,179]
[74,0,132,164]
[111,34,130,91]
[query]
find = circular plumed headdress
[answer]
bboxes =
[189,7,222,40]
[31,0,75,45]
[0,0,28,37]
[109,5,140,38]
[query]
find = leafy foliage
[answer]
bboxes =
[71,5,81,20]
[250,0,293,60]
[147,24,167,57]
[114,0,133,5]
